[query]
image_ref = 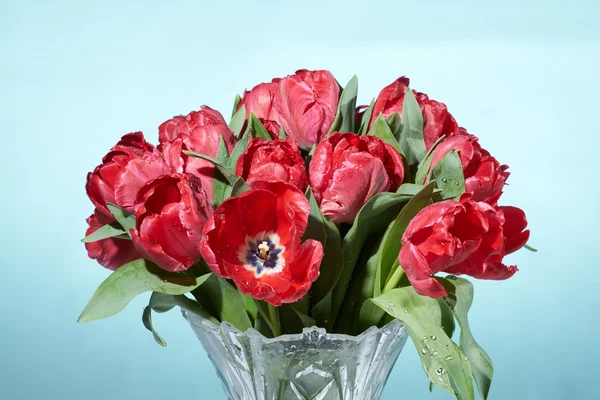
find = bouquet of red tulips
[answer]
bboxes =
[80,69,532,399]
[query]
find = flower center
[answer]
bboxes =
[241,234,285,277]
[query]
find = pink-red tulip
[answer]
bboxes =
[131,174,212,272]
[273,69,340,150]
[309,132,405,224]
[399,195,529,298]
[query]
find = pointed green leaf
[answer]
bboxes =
[81,222,127,243]
[106,203,135,236]
[182,150,238,185]
[357,99,375,135]
[278,125,286,139]
[414,134,446,185]
[249,113,272,140]
[328,75,359,134]
[301,187,327,243]
[229,104,246,138]
[175,294,219,324]
[431,149,466,200]
[371,287,475,400]
[386,112,402,138]
[224,177,251,199]
[398,89,426,168]
[368,114,406,158]
[232,94,242,118]
[78,259,211,322]
[228,127,251,171]
[441,277,493,400]
[212,136,231,207]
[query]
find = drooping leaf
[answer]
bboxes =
[440,277,493,400]
[149,291,177,313]
[398,89,426,169]
[524,244,538,252]
[371,287,475,400]
[328,75,359,134]
[190,275,252,332]
[142,305,167,347]
[431,149,466,200]
[78,259,211,322]
[329,184,432,324]
[182,150,238,185]
[106,203,135,236]
[229,104,246,138]
[231,94,242,118]
[81,222,128,243]
[357,98,375,135]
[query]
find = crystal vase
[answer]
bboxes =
[183,311,409,400]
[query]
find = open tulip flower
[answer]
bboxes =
[80,69,534,400]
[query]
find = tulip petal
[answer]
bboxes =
[399,243,448,298]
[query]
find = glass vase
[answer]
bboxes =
[183,310,409,400]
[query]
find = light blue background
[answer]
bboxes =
[1,0,598,399]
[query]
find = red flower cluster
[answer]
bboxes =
[84,69,530,305]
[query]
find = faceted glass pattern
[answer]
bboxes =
[183,311,409,400]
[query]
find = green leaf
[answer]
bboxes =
[106,203,135,236]
[81,222,127,243]
[386,112,402,139]
[249,113,272,140]
[182,150,238,185]
[142,305,167,347]
[278,125,286,139]
[398,89,426,169]
[441,277,493,400]
[415,134,447,186]
[224,177,251,199]
[524,244,538,252]
[191,275,252,332]
[229,104,246,138]
[377,182,435,294]
[438,298,456,340]
[371,287,475,400]
[175,294,219,324]
[357,99,375,135]
[212,136,231,207]
[311,293,333,330]
[228,127,251,171]
[328,75,358,134]
[368,114,406,158]
[78,259,211,322]
[149,292,177,313]
[293,305,316,327]
[301,187,327,244]
[330,184,431,324]
[431,149,466,200]
[232,94,242,118]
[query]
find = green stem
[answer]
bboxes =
[268,303,282,337]
[383,260,405,293]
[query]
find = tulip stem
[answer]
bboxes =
[268,303,282,337]
[383,260,405,293]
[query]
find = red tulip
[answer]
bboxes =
[84,210,141,270]
[86,132,171,217]
[199,181,324,306]
[370,77,459,149]
[159,106,236,204]
[237,79,281,121]
[131,174,212,272]
[399,195,529,298]
[428,131,510,204]
[273,69,340,150]
[259,118,282,140]
[309,132,405,224]
[236,138,308,191]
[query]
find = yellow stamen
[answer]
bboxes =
[258,241,269,258]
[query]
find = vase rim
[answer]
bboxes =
[182,310,404,342]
